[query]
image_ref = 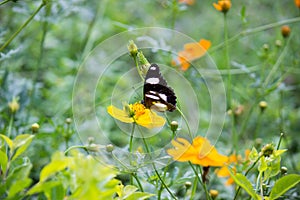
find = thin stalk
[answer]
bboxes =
[0,2,46,52]
[131,173,144,192]
[209,17,300,54]
[233,155,263,200]
[64,145,87,155]
[176,107,193,139]
[253,112,263,139]
[276,133,284,150]
[158,158,173,199]
[129,123,135,185]
[0,0,10,6]
[191,175,197,200]
[188,162,211,200]
[224,14,231,109]
[129,123,135,152]
[170,0,178,30]
[139,128,177,199]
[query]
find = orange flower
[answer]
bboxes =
[173,39,211,71]
[179,0,195,5]
[213,0,231,13]
[167,137,228,167]
[216,150,250,185]
[295,0,300,8]
[107,102,165,129]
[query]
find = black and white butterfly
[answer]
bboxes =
[143,64,177,112]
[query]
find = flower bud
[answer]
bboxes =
[295,0,300,8]
[234,105,244,116]
[227,109,233,116]
[106,144,114,153]
[8,98,20,113]
[31,123,40,133]
[263,44,269,51]
[259,101,267,112]
[87,143,101,152]
[170,121,178,132]
[87,137,94,144]
[184,181,192,190]
[210,189,219,199]
[261,143,274,157]
[281,25,291,38]
[213,0,231,14]
[281,166,288,175]
[128,40,138,57]
[65,118,72,124]
[275,40,282,48]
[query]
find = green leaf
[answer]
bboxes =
[264,156,281,181]
[258,156,267,173]
[229,172,260,200]
[27,181,61,195]
[114,185,155,200]
[7,178,32,198]
[125,192,155,200]
[0,150,8,173]
[12,134,35,161]
[0,134,13,150]
[269,174,300,200]
[249,147,258,162]
[5,158,32,198]
[40,152,70,182]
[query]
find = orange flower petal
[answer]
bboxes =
[213,2,222,11]
[168,136,228,167]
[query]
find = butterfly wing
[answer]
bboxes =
[143,64,177,112]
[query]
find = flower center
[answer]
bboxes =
[132,103,146,117]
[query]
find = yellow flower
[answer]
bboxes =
[107,102,165,129]
[173,39,211,71]
[213,0,231,13]
[216,149,250,185]
[167,137,228,167]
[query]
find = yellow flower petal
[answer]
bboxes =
[135,109,166,128]
[107,105,134,124]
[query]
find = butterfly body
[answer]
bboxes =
[143,64,177,112]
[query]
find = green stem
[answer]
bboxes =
[170,0,178,30]
[134,56,144,81]
[233,155,263,200]
[276,133,284,150]
[224,14,231,109]
[139,128,177,199]
[263,36,290,88]
[0,2,46,52]
[191,175,197,200]
[0,0,10,6]
[64,145,87,155]
[209,17,300,54]
[131,173,144,192]
[253,111,263,139]
[129,123,135,152]
[176,107,193,139]
[158,158,173,199]
[188,162,211,200]
[129,123,135,185]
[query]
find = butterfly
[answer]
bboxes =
[143,64,177,112]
